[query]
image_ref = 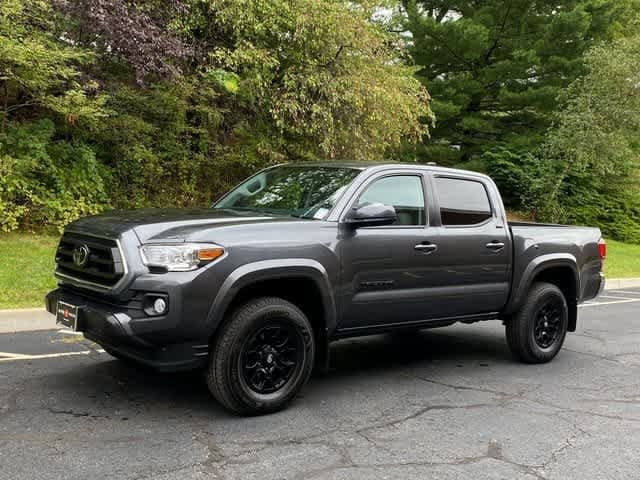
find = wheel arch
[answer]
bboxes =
[506,254,580,332]
[205,259,336,366]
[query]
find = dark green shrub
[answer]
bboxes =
[0,120,109,232]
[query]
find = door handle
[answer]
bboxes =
[414,243,438,254]
[486,241,505,251]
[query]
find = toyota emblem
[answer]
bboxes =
[72,244,90,268]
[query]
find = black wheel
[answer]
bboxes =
[206,297,315,415]
[506,282,569,364]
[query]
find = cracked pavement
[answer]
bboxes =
[1,290,639,479]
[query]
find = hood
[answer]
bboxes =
[66,208,303,243]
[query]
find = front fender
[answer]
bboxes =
[204,258,337,337]
[505,253,580,315]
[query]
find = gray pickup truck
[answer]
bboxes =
[46,163,605,415]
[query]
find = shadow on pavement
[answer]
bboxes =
[34,324,512,417]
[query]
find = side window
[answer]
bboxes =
[358,175,425,226]
[434,177,492,226]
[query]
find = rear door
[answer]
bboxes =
[426,174,511,316]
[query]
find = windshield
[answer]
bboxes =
[213,165,361,219]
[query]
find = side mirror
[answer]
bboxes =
[344,203,397,228]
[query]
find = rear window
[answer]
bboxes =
[434,177,492,226]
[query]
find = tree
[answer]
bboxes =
[399,0,638,166]
[537,36,640,241]
[55,0,432,162]
[178,0,433,161]
[0,0,106,126]
[0,0,108,231]
[53,0,191,83]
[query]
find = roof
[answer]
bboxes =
[286,161,490,179]
[284,161,376,170]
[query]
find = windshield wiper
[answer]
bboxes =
[215,206,319,219]
[215,206,283,215]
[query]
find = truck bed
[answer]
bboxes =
[508,222,604,306]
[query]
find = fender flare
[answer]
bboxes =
[204,258,337,337]
[505,253,580,316]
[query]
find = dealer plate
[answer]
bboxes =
[56,301,81,331]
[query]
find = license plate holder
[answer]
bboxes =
[56,301,81,331]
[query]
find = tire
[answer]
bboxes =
[506,282,569,364]
[206,297,315,415]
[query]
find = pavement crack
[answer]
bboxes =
[192,432,228,469]
[358,402,493,437]
[193,427,355,475]
[356,429,397,456]
[415,376,518,397]
[539,423,589,475]
[572,330,607,345]
[416,375,640,424]
[205,435,356,480]
[413,375,533,406]
[48,407,110,419]
[522,396,640,424]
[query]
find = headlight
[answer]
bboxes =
[139,243,225,272]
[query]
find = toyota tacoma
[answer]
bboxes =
[46,163,606,415]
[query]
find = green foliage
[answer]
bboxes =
[0,120,109,232]
[0,0,107,125]
[0,0,432,231]
[0,0,110,231]
[398,1,640,240]
[482,148,557,218]
[92,80,230,209]
[2,0,638,243]
[536,36,640,242]
[401,0,638,165]
[188,0,432,161]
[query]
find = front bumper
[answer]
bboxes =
[46,288,209,372]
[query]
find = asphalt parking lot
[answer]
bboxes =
[1,290,640,480]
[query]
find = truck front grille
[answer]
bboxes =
[55,232,126,290]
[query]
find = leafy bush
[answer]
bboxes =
[554,169,640,242]
[0,120,109,232]
[483,148,559,219]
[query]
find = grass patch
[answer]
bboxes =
[604,239,640,279]
[0,233,59,309]
[0,233,638,309]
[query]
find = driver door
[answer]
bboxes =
[338,172,442,330]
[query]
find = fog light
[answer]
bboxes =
[153,298,167,314]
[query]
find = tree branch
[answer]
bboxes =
[4,101,37,113]
[483,0,512,65]
[320,45,351,69]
